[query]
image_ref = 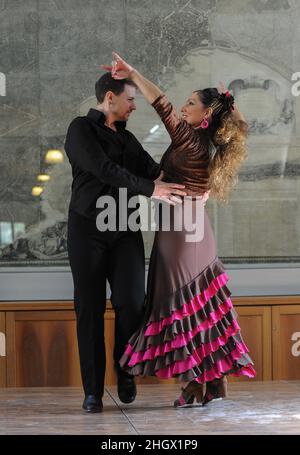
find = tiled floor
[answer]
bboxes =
[1,381,300,435]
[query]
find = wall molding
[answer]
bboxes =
[0,264,299,301]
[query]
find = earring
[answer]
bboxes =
[200,118,209,129]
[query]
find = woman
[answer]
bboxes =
[102,52,256,407]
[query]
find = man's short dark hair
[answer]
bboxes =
[95,72,136,103]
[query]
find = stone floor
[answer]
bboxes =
[1,381,300,435]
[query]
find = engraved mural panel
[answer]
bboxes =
[0,0,299,265]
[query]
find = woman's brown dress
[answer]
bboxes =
[119,94,256,383]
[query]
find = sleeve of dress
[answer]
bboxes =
[151,93,195,147]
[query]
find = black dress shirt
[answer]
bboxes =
[64,108,160,220]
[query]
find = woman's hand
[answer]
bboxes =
[103,51,162,105]
[101,52,134,80]
[217,81,226,95]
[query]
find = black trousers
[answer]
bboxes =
[67,209,146,397]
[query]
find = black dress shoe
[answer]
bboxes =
[82,395,103,413]
[116,366,137,404]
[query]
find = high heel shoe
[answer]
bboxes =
[202,376,228,406]
[174,381,205,408]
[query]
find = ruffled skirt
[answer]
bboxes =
[119,199,256,383]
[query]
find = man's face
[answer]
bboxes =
[109,84,136,121]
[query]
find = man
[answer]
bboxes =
[65,73,186,412]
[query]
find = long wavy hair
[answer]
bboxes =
[195,88,248,204]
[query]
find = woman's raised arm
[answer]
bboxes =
[102,52,196,147]
[102,52,162,104]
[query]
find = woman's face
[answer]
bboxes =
[180,91,211,127]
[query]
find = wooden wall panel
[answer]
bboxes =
[6,311,81,387]
[104,309,116,385]
[272,305,300,380]
[2,297,300,387]
[0,312,6,387]
[228,306,272,382]
[5,308,179,388]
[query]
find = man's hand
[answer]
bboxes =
[152,171,186,206]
